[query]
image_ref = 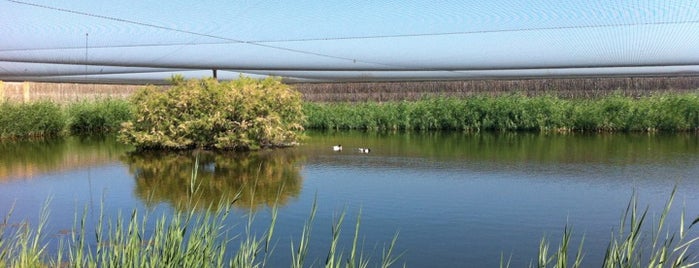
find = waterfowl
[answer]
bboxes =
[332,145,343,151]
[358,148,371,153]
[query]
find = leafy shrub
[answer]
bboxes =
[119,77,305,150]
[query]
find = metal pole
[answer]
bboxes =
[85,33,88,80]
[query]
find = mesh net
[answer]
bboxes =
[1,0,698,83]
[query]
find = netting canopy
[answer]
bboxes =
[1,0,699,83]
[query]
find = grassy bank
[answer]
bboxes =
[5,92,699,139]
[304,93,699,132]
[0,99,131,139]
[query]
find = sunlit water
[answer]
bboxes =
[1,132,698,267]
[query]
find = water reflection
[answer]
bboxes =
[303,130,699,165]
[0,135,128,181]
[1,132,699,267]
[121,149,304,210]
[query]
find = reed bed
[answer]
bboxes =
[67,99,132,134]
[304,93,699,132]
[4,84,699,139]
[0,101,66,138]
[0,99,133,139]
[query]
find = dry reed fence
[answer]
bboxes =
[2,77,699,103]
[0,81,140,103]
[294,76,699,102]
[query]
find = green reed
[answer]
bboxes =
[66,98,132,134]
[0,99,133,139]
[304,93,699,132]
[0,101,66,138]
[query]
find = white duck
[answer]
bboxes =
[332,145,343,151]
[358,148,371,153]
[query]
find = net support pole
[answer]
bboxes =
[212,69,218,80]
[23,81,30,103]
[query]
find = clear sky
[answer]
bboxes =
[1,0,699,82]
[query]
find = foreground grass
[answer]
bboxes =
[0,199,402,268]
[0,158,402,268]
[2,188,698,268]
[304,93,699,132]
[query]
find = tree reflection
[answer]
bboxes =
[121,149,304,211]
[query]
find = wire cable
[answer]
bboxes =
[2,17,698,52]
[4,0,406,70]
[3,0,699,79]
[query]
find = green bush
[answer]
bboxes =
[0,101,65,138]
[118,77,305,150]
[67,99,133,134]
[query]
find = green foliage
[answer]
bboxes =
[304,93,699,132]
[0,101,66,138]
[119,77,305,150]
[67,98,133,134]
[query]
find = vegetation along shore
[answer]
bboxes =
[2,78,699,139]
[304,93,699,132]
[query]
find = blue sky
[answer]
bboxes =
[1,0,698,82]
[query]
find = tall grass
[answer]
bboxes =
[0,99,133,139]
[5,89,699,138]
[66,98,132,134]
[304,93,699,132]
[3,187,695,268]
[0,101,66,138]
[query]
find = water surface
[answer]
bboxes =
[1,132,698,267]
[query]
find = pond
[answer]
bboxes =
[1,131,699,267]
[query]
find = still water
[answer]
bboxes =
[1,131,698,267]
